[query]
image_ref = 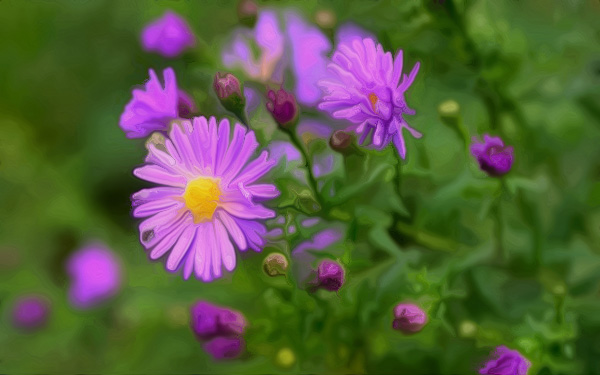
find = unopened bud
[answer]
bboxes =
[263,253,288,277]
[237,0,258,28]
[276,347,296,368]
[11,295,50,332]
[392,303,427,334]
[329,130,355,154]
[266,89,299,129]
[315,9,336,30]
[203,336,245,360]
[316,260,345,292]
[213,72,247,123]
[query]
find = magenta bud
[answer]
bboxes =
[203,336,245,360]
[213,72,247,123]
[479,346,531,375]
[190,301,247,341]
[470,134,514,177]
[266,89,299,129]
[392,303,427,333]
[11,295,50,332]
[316,260,345,292]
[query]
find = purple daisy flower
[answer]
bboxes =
[132,116,280,281]
[141,10,196,58]
[66,243,122,309]
[470,134,514,176]
[318,38,421,158]
[120,67,196,139]
[480,346,531,375]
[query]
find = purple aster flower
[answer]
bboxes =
[11,295,50,331]
[470,134,514,176]
[120,67,196,139]
[392,303,427,333]
[66,243,122,309]
[316,259,345,292]
[203,336,245,360]
[480,346,531,375]
[132,116,279,281]
[318,38,421,158]
[141,11,195,58]
[190,301,247,341]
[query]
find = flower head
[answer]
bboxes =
[318,38,421,158]
[66,243,122,309]
[132,116,279,281]
[190,301,247,340]
[141,11,195,58]
[11,295,50,331]
[120,68,196,139]
[316,260,345,292]
[480,346,531,375]
[266,88,298,128]
[392,303,427,333]
[470,134,514,176]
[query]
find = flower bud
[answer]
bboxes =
[263,253,289,277]
[237,0,258,28]
[479,346,531,375]
[329,130,356,154]
[190,301,247,341]
[316,260,345,292]
[213,72,247,123]
[266,89,299,129]
[470,134,514,177]
[437,99,460,125]
[12,295,50,332]
[203,336,245,360]
[392,303,427,333]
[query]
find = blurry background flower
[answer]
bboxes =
[479,346,531,375]
[470,134,514,176]
[392,303,427,334]
[11,295,51,332]
[141,10,196,58]
[66,243,122,309]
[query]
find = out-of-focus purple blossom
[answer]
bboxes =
[480,346,531,375]
[392,303,427,333]
[237,0,258,27]
[190,301,247,341]
[470,134,514,176]
[203,336,245,360]
[336,23,375,46]
[312,154,335,178]
[294,229,343,255]
[316,260,345,292]
[11,295,50,331]
[141,11,195,58]
[285,11,331,105]
[301,218,320,228]
[318,38,421,158]
[66,243,122,309]
[266,88,298,128]
[223,10,284,83]
[120,68,196,139]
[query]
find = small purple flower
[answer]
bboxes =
[190,301,247,341]
[266,88,298,128]
[132,116,279,281]
[141,11,195,58]
[470,134,514,176]
[120,67,196,139]
[316,260,345,292]
[480,346,531,375]
[318,38,421,158]
[66,243,122,309]
[11,295,50,331]
[392,303,427,333]
[203,336,245,360]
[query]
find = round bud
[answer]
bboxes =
[266,89,299,129]
[263,253,289,277]
[392,303,427,334]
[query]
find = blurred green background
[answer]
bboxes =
[1,0,600,373]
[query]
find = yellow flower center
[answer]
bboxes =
[183,177,222,223]
[368,92,379,112]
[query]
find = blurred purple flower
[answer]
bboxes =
[392,303,427,333]
[316,259,345,292]
[67,243,122,309]
[120,68,196,139]
[141,11,195,58]
[132,116,279,281]
[11,295,50,331]
[318,38,421,158]
[203,336,245,360]
[190,301,247,341]
[470,134,514,176]
[480,346,531,375]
